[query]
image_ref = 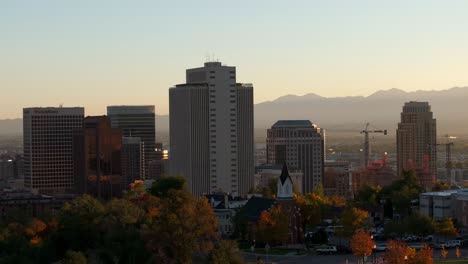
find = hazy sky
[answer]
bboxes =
[2,0,468,118]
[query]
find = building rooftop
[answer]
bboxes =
[107,105,155,114]
[421,188,467,197]
[272,120,312,128]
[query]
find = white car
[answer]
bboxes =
[375,244,387,252]
[316,246,337,254]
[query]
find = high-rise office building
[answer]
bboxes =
[73,116,122,199]
[397,101,437,188]
[266,120,325,194]
[121,137,145,186]
[107,105,156,179]
[169,62,254,197]
[23,107,84,194]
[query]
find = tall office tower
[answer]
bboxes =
[169,62,254,197]
[121,137,145,187]
[266,120,325,194]
[397,102,437,187]
[73,116,122,199]
[23,107,84,194]
[107,106,156,179]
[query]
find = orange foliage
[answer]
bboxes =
[350,230,375,258]
[385,240,415,264]
[409,244,433,264]
[30,235,42,245]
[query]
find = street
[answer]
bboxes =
[243,247,468,264]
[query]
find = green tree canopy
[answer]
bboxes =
[150,176,187,197]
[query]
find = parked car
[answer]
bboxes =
[375,244,387,252]
[316,246,337,254]
[445,240,462,248]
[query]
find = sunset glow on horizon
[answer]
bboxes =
[2,0,468,118]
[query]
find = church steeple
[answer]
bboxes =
[277,163,294,199]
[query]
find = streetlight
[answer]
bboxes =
[372,244,377,263]
[265,243,270,263]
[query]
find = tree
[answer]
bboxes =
[54,195,106,254]
[350,230,375,263]
[384,240,415,264]
[207,240,245,264]
[354,185,381,209]
[142,190,218,263]
[435,218,458,237]
[340,207,369,238]
[432,181,450,191]
[256,205,289,245]
[441,245,448,259]
[150,176,187,197]
[59,250,87,264]
[231,207,248,240]
[381,170,422,216]
[409,245,433,264]
[406,213,435,236]
[295,192,329,229]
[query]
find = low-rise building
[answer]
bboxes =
[324,161,352,198]
[419,188,468,227]
[206,193,249,237]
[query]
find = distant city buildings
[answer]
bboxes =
[323,161,352,198]
[266,120,325,194]
[350,154,396,194]
[23,107,84,195]
[121,137,145,186]
[107,105,156,179]
[169,62,254,197]
[73,116,123,199]
[397,101,437,191]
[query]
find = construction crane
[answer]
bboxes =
[360,123,387,167]
[437,134,456,185]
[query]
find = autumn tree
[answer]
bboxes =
[384,240,415,264]
[59,250,87,264]
[207,240,245,264]
[340,206,369,238]
[432,181,450,191]
[409,245,434,264]
[435,218,458,238]
[256,205,289,245]
[350,230,375,263]
[295,192,329,229]
[141,189,218,264]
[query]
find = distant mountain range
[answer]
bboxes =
[254,87,468,136]
[1,87,468,137]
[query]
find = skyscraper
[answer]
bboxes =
[121,137,145,186]
[397,101,437,187]
[266,120,325,194]
[73,116,123,199]
[107,106,156,179]
[23,107,84,194]
[169,62,254,197]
